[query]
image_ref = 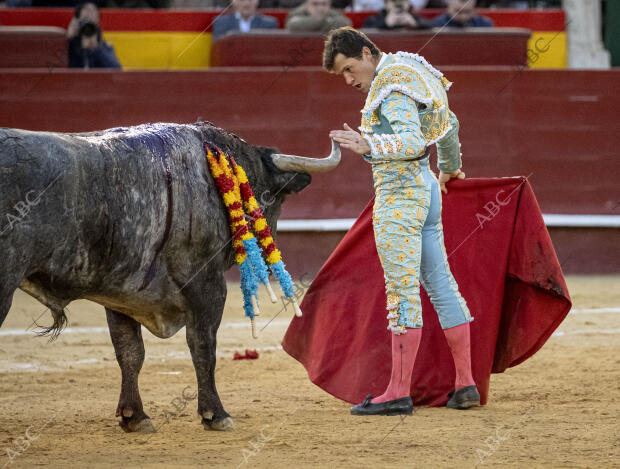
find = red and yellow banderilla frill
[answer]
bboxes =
[205,145,302,337]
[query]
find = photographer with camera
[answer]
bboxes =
[362,0,431,30]
[67,2,122,69]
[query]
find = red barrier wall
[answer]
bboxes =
[210,29,531,67]
[272,227,620,276]
[0,67,617,273]
[1,68,617,217]
[224,227,620,278]
[0,26,67,68]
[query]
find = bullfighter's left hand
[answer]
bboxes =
[329,124,371,156]
[438,169,466,194]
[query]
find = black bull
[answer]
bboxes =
[0,122,311,432]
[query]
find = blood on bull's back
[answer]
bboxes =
[0,124,227,337]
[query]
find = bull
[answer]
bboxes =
[0,121,340,432]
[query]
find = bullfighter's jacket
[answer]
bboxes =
[359,51,461,174]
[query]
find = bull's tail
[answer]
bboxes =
[34,307,68,342]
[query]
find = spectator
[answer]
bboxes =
[259,0,304,7]
[352,0,383,12]
[431,0,494,27]
[353,0,446,12]
[68,2,122,69]
[171,0,218,6]
[212,0,279,41]
[107,0,170,6]
[331,0,351,9]
[362,0,431,30]
[6,0,106,5]
[286,0,352,33]
[476,1,561,5]
[408,0,448,7]
[421,0,450,7]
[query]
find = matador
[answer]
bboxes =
[326,27,480,415]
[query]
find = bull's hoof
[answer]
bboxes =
[120,417,156,434]
[203,416,234,431]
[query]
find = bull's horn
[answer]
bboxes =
[271,139,341,173]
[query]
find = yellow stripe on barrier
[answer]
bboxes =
[103,31,212,69]
[528,31,566,69]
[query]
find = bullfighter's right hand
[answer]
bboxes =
[329,123,371,156]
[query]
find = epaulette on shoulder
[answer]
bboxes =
[364,63,434,113]
[395,51,453,91]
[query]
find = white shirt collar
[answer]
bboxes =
[235,12,254,33]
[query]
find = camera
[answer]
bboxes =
[78,19,99,38]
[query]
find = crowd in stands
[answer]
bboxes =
[212,0,495,39]
[212,0,353,38]
[4,0,169,6]
[0,0,563,9]
[0,0,562,69]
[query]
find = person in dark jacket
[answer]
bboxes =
[362,0,431,30]
[67,2,121,69]
[431,0,494,28]
[213,0,279,41]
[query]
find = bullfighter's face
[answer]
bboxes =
[332,46,379,94]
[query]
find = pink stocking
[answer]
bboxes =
[372,328,422,404]
[443,322,476,390]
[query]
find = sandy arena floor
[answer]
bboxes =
[0,275,619,468]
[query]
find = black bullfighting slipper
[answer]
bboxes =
[350,394,413,416]
[446,385,481,409]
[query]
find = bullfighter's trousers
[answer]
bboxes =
[371,157,473,334]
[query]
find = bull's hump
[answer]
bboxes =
[73,123,188,143]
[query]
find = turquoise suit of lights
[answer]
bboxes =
[359,52,473,335]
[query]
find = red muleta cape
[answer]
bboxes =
[282,177,571,406]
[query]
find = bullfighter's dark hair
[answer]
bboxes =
[322,27,381,72]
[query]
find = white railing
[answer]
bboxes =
[277,214,620,231]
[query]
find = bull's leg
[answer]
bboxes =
[106,308,155,434]
[0,291,14,327]
[0,278,20,327]
[183,272,233,431]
